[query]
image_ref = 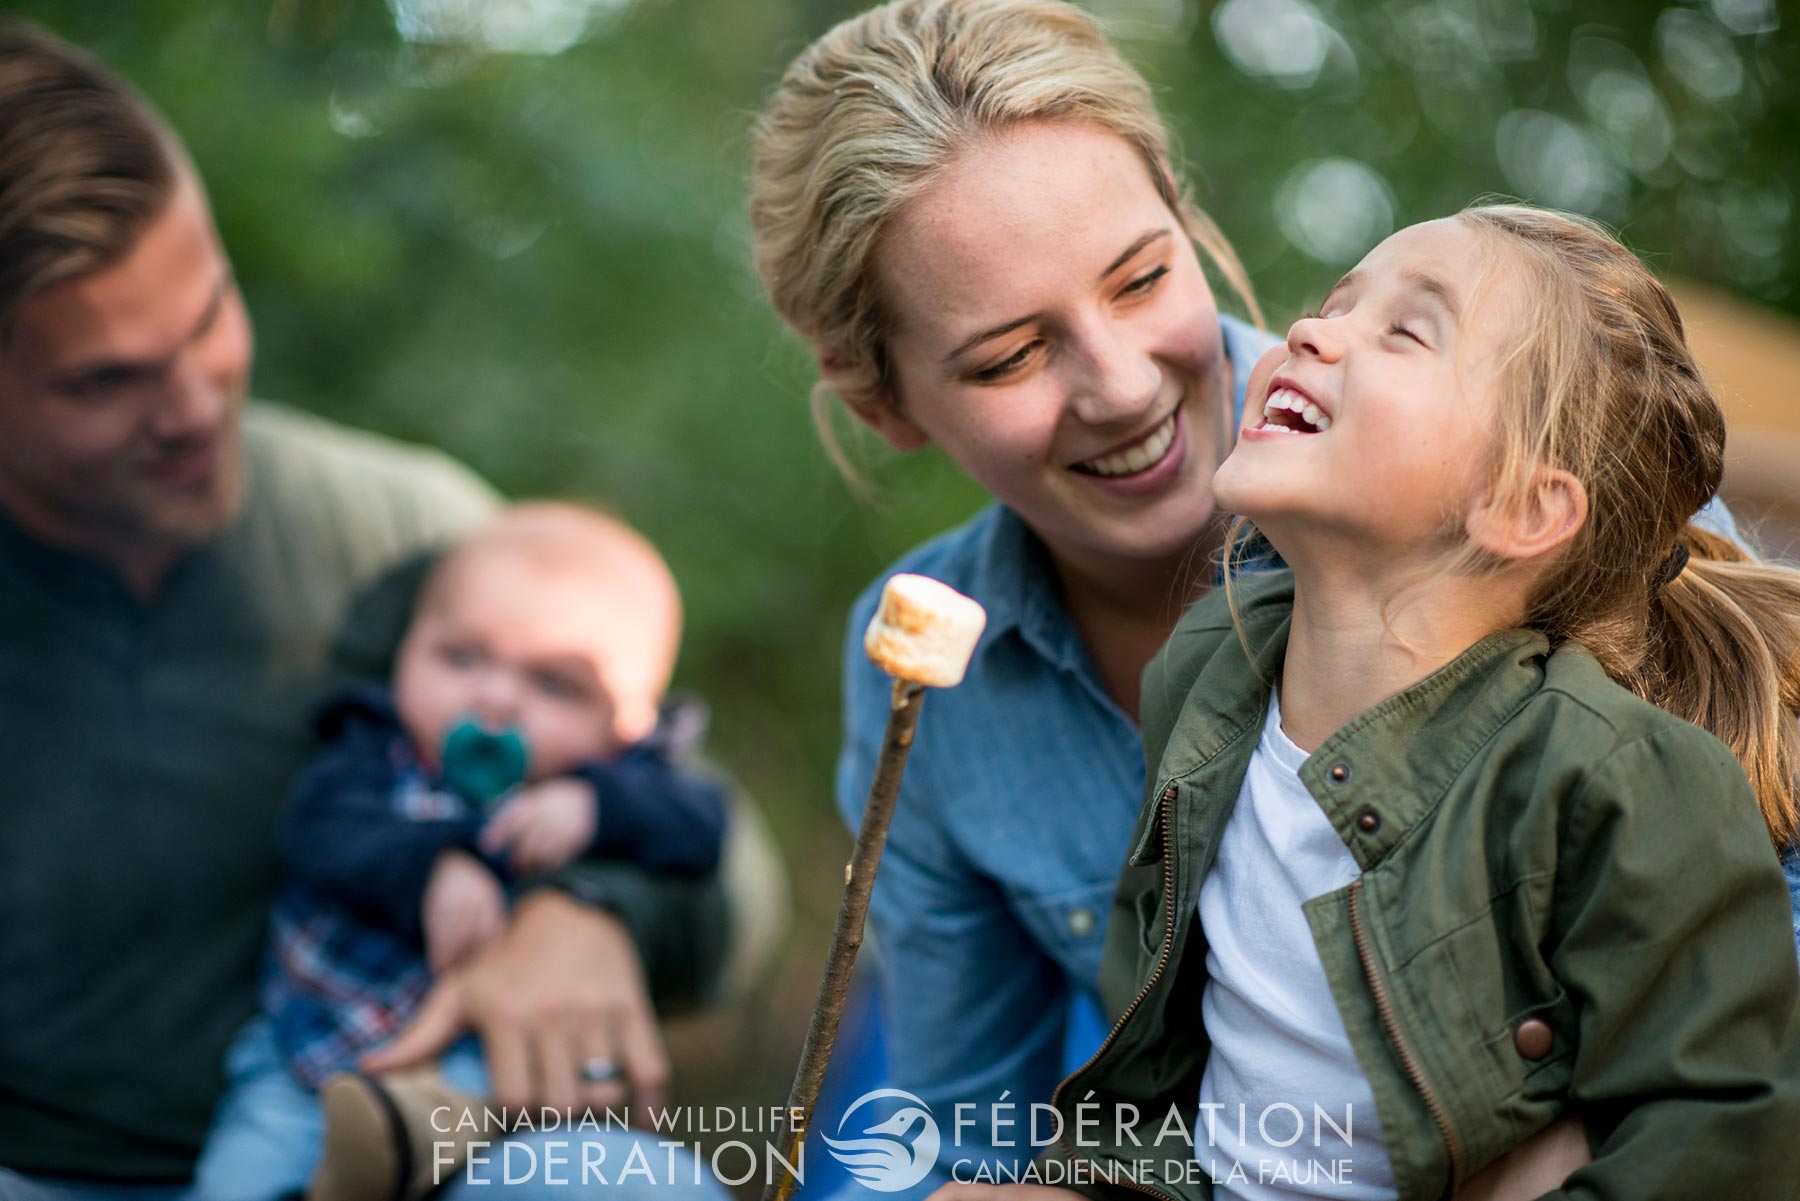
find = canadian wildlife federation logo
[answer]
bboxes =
[824,1088,941,1192]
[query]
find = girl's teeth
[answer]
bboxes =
[1302,402,1324,425]
[1081,413,1178,478]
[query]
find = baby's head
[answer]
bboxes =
[392,502,682,782]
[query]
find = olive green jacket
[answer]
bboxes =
[1046,570,1800,1200]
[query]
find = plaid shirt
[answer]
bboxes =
[262,686,725,1087]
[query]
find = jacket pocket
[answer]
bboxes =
[1443,876,1578,1102]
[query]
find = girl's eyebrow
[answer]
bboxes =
[1317,266,1461,319]
[1402,268,1463,320]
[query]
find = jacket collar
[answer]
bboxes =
[1160,568,1555,870]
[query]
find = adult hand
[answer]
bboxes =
[421,849,508,973]
[480,777,599,876]
[359,889,669,1118]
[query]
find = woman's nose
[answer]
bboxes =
[1286,313,1343,363]
[1068,324,1160,426]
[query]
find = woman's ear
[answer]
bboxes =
[1467,469,1589,562]
[820,349,930,451]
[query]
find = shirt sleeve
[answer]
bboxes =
[277,695,486,942]
[836,594,1072,1199]
[571,744,728,876]
[1541,721,1800,1199]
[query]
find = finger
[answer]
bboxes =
[480,1002,536,1113]
[533,1011,583,1117]
[577,1011,630,1118]
[479,806,523,854]
[426,922,457,974]
[511,826,558,875]
[613,996,671,1116]
[359,981,466,1072]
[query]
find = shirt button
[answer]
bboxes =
[1355,809,1381,834]
[1515,1019,1554,1061]
[1329,762,1351,783]
[1067,907,1096,938]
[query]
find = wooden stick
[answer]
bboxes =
[765,678,925,1201]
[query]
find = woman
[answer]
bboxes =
[747,1,1744,1195]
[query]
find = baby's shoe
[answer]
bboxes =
[307,1066,504,1201]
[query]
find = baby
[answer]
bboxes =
[191,502,727,1201]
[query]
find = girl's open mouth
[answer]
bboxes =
[1255,386,1332,434]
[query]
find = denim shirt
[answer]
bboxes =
[835,313,1778,1198]
[835,315,1276,1194]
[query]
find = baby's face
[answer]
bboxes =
[393,546,667,780]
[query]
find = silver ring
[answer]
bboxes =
[579,1056,623,1084]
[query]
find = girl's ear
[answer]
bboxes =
[1467,469,1589,562]
[819,349,929,451]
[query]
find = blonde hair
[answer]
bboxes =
[1454,204,1800,846]
[747,0,1261,482]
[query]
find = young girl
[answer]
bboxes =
[1017,206,1800,1200]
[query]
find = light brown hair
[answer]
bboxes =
[747,0,1262,482]
[1455,203,1800,846]
[0,19,182,338]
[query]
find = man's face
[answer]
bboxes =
[0,170,253,558]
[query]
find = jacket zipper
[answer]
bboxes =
[1051,783,1180,1201]
[1347,876,1464,1187]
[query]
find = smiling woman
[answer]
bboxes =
[747,0,1274,1193]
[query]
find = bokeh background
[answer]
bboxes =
[18,0,1798,1168]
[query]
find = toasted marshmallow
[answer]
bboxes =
[863,573,988,687]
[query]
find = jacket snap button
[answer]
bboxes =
[1067,907,1096,937]
[1514,1019,1554,1060]
[1329,762,1351,783]
[1355,809,1380,834]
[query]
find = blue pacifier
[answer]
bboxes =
[439,720,529,809]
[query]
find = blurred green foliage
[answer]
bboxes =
[15,0,1795,873]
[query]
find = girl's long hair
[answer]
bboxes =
[1459,204,1800,847]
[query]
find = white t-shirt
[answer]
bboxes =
[1195,693,1397,1200]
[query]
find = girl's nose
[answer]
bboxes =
[1286,313,1344,363]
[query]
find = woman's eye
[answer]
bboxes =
[973,341,1039,382]
[1120,265,1170,297]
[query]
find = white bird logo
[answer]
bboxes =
[824,1088,941,1192]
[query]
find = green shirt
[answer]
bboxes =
[0,402,498,1182]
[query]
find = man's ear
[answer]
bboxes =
[819,349,929,451]
[1467,468,1588,562]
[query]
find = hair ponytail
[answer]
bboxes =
[1458,204,1800,849]
[1641,523,1800,847]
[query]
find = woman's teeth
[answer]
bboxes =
[1078,413,1179,478]
[1262,387,1331,432]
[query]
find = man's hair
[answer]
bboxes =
[0,19,183,337]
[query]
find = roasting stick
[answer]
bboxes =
[765,574,987,1201]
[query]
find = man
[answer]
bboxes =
[0,21,757,1196]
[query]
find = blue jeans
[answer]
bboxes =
[0,1175,185,1201]
[189,1018,729,1201]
